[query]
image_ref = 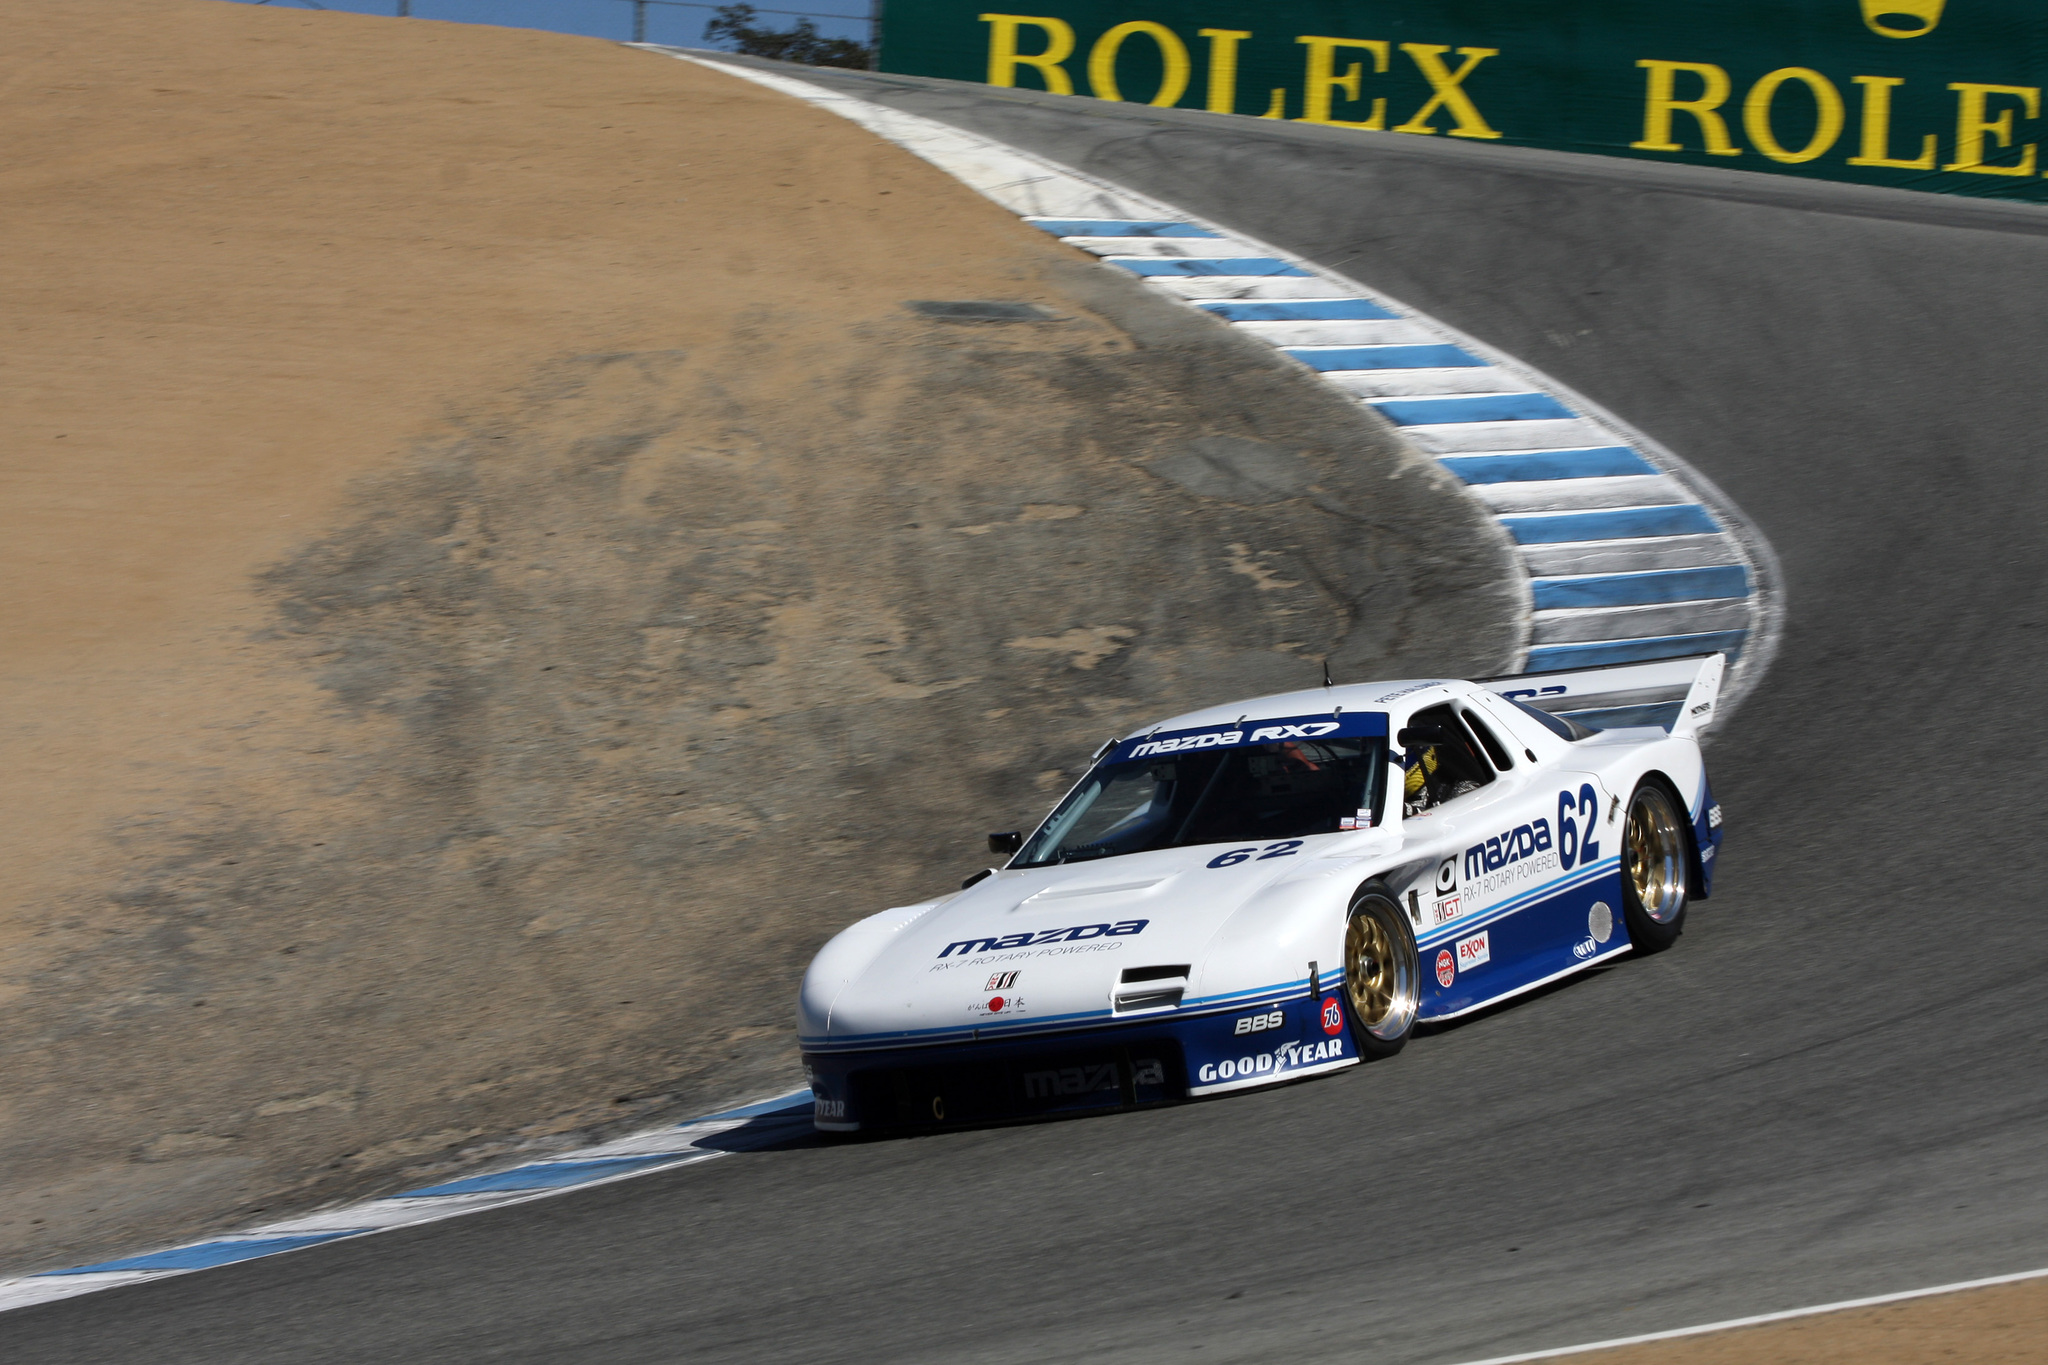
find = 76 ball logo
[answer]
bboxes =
[1320,995,1345,1035]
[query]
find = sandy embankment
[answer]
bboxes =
[1547,1276,2048,1365]
[0,0,1517,1271]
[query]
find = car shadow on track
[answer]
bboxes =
[687,1108,835,1155]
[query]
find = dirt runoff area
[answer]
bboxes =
[0,0,1519,1272]
[1544,1274,2048,1365]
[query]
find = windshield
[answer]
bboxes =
[1016,714,1389,867]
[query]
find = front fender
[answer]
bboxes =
[1191,858,1365,1009]
[798,900,947,1038]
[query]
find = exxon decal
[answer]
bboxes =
[1112,710,1387,763]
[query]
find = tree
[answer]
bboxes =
[704,4,874,70]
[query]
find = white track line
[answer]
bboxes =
[1443,1265,2048,1365]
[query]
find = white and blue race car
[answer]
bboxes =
[800,655,1727,1132]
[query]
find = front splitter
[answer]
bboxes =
[805,993,1360,1132]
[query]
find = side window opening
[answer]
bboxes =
[1401,703,1494,817]
[1459,706,1515,770]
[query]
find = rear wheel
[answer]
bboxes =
[1343,889,1419,1059]
[1622,780,1689,953]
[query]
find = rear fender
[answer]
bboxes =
[1637,769,1714,902]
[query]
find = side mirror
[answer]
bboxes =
[1395,728,1418,750]
[988,830,1023,856]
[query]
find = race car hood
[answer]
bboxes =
[806,837,1375,1051]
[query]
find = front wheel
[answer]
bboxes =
[1343,888,1420,1059]
[1622,780,1690,954]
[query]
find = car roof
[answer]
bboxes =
[1124,678,1468,740]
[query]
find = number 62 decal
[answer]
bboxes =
[1207,840,1305,868]
[1557,783,1602,871]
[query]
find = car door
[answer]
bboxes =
[1407,699,1586,1013]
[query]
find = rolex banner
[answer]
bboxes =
[878,1,2048,201]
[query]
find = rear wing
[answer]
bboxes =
[1481,654,1726,736]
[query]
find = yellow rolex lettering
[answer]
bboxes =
[1296,35,1390,129]
[1088,21,1191,107]
[1945,82,2039,176]
[1633,59,1742,156]
[1848,76,1937,169]
[1742,68,1844,164]
[1261,88,1289,119]
[979,13,1075,94]
[1392,45,1502,140]
[1198,28,1251,115]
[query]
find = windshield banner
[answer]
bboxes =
[881,0,2048,203]
[1111,710,1388,764]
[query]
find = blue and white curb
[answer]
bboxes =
[0,1089,814,1313]
[662,50,1783,731]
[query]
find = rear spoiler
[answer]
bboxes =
[1480,653,1726,736]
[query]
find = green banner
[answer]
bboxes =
[879,1,2048,200]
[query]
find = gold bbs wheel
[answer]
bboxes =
[1621,781,1690,951]
[1343,891,1419,1057]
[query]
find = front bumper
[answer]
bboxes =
[804,989,1358,1132]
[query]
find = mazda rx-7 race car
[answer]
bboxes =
[800,655,1727,1132]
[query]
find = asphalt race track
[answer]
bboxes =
[9,65,2048,1365]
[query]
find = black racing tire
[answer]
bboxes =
[1621,779,1690,954]
[1342,886,1421,1060]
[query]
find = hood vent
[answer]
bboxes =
[1027,877,1166,903]
[1114,964,1190,1013]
